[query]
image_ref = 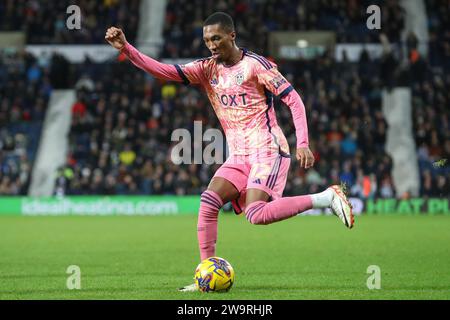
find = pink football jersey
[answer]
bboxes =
[177,50,294,157]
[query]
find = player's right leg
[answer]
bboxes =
[179,157,248,292]
[179,177,241,292]
[197,177,240,261]
[179,177,240,292]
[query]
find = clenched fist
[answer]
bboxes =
[105,27,127,50]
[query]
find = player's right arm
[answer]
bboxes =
[105,27,202,84]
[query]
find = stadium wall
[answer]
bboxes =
[0,197,447,216]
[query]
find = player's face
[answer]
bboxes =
[203,24,236,62]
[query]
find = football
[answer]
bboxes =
[194,257,235,292]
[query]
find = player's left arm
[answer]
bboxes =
[281,89,314,169]
[256,63,314,169]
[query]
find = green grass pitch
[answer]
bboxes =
[0,214,449,299]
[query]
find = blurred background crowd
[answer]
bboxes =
[0,0,448,198]
[0,0,140,44]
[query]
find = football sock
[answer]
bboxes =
[310,188,334,208]
[245,195,312,225]
[197,190,223,261]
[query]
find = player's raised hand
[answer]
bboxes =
[296,147,315,169]
[105,27,126,50]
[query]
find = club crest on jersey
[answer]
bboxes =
[235,73,244,85]
[210,76,218,86]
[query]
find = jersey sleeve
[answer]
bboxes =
[255,61,294,98]
[121,42,183,82]
[175,59,206,85]
[253,57,309,148]
[281,90,309,148]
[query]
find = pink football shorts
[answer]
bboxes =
[212,152,291,214]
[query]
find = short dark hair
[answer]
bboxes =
[203,12,234,33]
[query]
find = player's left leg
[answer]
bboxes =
[244,154,354,228]
[244,153,312,224]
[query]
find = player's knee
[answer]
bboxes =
[207,178,239,203]
[200,190,223,210]
[245,204,268,225]
[247,215,269,225]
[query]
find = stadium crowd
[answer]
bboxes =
[0,0,448,198]
[162,0,403,58]
[0,49,49,195]
[0,0,140,44]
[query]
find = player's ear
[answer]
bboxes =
[230,31,236,41]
